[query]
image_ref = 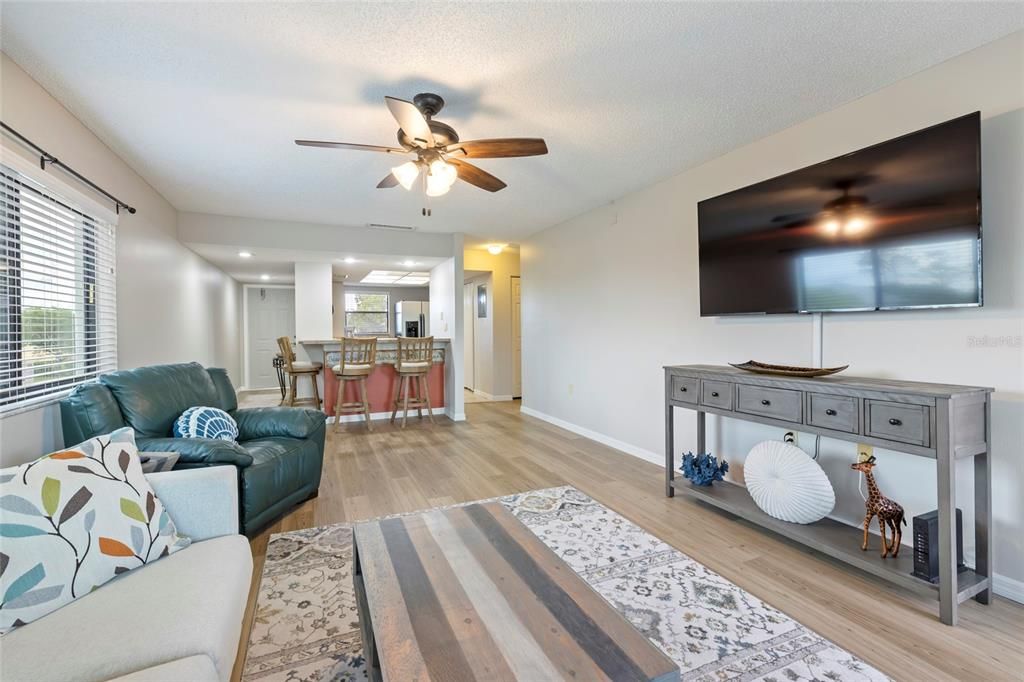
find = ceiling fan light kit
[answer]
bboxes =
[296,92,548,213]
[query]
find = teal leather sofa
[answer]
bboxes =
[59,362,325,536]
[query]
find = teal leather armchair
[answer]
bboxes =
[59,362,325,536]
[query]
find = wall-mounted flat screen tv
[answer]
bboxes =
[697,112,981,316]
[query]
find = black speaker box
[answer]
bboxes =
[912,509,967,583]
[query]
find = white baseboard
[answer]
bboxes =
[327,407,446,424]
[994,574,1024,604]
[517,405,1024,604]
[470,390,515,401]
[519,406,662,467]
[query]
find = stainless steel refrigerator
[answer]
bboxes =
[395,301,429,337]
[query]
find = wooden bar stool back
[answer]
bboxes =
[276,336,323,409]
[390,336,436,427]
[331,337,377,431]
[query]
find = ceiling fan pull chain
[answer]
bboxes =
[420,171,433,217]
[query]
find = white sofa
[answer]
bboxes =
[0,466,253,682]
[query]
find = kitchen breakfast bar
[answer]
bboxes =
[299,338,451,420]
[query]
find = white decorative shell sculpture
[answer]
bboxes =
[744,440,835,524]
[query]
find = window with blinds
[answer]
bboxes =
[0,164,117,412]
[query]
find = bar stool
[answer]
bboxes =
[276,336,322,409]
[390,336,435,428]
[331,337,376,431]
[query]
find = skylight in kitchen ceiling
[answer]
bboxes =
[360,270,431,285]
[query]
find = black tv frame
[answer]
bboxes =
[696,111,982,316]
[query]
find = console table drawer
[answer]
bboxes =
[737,385,802,423]
[866,400,930,446]
[807,393,859,434]
[701,380,733,410]
[670,375,698,403]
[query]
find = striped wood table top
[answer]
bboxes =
[352,502,679,682]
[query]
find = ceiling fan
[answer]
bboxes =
[295,93,548,214]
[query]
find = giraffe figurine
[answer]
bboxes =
[850,456,906,558]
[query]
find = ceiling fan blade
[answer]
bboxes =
[445,138,548,159]
[449,158,507,192]
[295,140,407,154]
[385,96,434,148]
[376,173,400,189]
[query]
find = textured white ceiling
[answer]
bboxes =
[2,2,1021,239]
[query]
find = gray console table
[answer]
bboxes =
[663,364,993,626]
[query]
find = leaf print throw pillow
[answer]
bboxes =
[0,427,190,633]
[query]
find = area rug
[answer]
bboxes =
[242,486,889,682]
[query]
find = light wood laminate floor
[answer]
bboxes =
[233,398,1023,682]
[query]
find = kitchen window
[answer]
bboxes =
[344,291,389,336]
[0,164,117,412]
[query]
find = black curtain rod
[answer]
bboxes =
[1,121,137,215]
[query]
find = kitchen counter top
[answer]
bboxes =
[299,337,451,345]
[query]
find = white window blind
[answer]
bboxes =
[0,163,117,412]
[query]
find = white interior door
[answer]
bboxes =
[512,276,522,397]
[463,282,475,390]
[246,286,295,389]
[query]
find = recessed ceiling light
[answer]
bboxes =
[260,274,270,281]
[486,244,506,255]
[401,259,417,267]
[343,257,357,264]
[238,251,253,258]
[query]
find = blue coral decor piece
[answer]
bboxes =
[680,451,729,486]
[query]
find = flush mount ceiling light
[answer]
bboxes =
[342,257,357,264]
[401,259,418,267]
[260,274,270,281]
[238,251,253,258]
[360,270,430,285]
[486,244,506,255]
[294,93,548,214]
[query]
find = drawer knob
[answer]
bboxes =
[761,399,771,406]
[680,387,687,392]
[889,417,902,426]
[711,391,720,397]
[825,408,837,416]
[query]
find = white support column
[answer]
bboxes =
[294,262,333,344]
[293,262,333,402]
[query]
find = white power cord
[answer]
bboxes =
[812,312,866,500]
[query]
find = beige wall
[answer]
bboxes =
[0,53,241,465]
[464,248,521,398]
[522,33,1024,597]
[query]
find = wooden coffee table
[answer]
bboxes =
[352,502,679,682]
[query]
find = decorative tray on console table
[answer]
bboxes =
[729,360,848,378]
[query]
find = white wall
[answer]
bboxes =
[430,241,465,421]
[179,212,455,261]
[522,33,1024,597]
[0,53,241,466]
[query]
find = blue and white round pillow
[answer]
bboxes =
[173,406,238,442]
